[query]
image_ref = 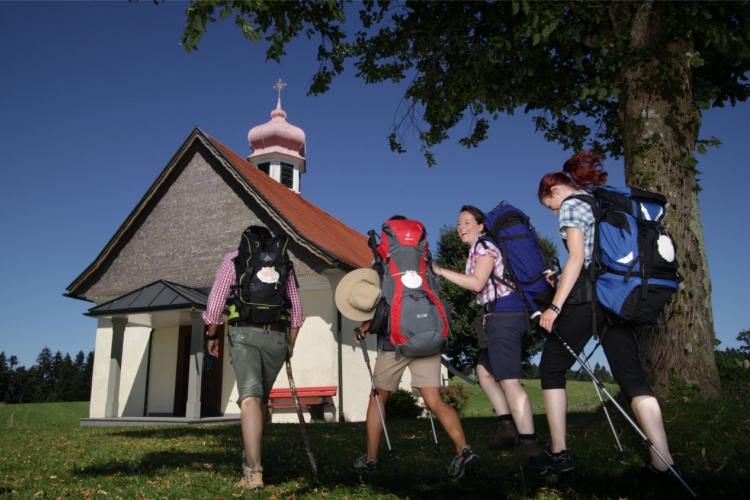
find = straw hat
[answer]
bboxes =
[334,268,381,321]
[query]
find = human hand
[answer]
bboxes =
[539,308,559,333]
[207,339,220,358]
[544,270,560,287]
[432,263,442,277]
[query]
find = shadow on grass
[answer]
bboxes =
[74,410,745,499]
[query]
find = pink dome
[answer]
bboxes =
[247,98,306,159]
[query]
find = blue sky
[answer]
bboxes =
[1,2,748,367]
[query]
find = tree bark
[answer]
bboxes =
[618,2,721,398]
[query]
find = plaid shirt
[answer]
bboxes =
[202,251,305,328]
[466,238,514,305]
[559,189,596,266]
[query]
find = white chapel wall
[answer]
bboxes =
[117,326,151,417]
[89,323,113,418]
[147,326,178,415]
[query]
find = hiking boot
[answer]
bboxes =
[512,438,544,464]
[448,446,480,481]
[235,464,263,490]
[528,448,575,474]
[489,419,518,450]
[353,454,378,471]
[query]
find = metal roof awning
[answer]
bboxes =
[87,280,208,317]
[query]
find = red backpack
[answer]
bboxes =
[368,219,450,358]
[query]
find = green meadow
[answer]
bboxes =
[1,382,747,499]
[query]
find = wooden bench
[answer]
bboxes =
[267,385,338,409]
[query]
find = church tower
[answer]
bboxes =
[247,79,307,193]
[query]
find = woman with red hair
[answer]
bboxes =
[532,151,678,481]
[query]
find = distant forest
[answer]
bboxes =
[0,348,93,403]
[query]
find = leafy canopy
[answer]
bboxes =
[181,1,750,164]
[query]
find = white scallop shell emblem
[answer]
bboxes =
[657,234,675,263]
[401,270,423,289]
[256,266,280,284]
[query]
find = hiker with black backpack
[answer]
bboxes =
[335,216,480,481]
[203,225,305,490]
[531,151,681,482]
[432,205,543,462]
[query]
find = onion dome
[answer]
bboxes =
[247,97,306,160]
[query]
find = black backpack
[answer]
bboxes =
[227,226,294,325]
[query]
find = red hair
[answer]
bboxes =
[538,172,575,201]
[563,150,608,188]
[537,150,608,201]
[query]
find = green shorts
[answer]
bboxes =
[228,326,288,405]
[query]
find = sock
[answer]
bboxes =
[517,433,536,441]
[497,414,514,422]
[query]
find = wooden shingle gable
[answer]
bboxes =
[66,128,370,302]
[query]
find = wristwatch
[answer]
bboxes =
[205,331,219,340]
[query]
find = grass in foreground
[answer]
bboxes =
[0,391,747,498]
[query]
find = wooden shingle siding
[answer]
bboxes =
[86,151,324,303]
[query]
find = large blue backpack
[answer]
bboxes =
[480,202,555,316]
[570,186,680,325]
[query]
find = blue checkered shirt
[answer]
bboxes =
[559,190,595,266]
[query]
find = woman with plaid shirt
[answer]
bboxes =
[533,151,678,481]
[433,205,542,462]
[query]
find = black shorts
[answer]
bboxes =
[539,302,653,401]
[477,311,527,381]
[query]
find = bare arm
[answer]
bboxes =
[539,227,585,332]
[434,254,494,293]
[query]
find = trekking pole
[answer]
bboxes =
[413,388,440,451]
[574,341,601,379]
[358,334,394,456]
[285,342,319,480]
[551,328,698,498]
[577,346,624,454]
[427,410,440,451]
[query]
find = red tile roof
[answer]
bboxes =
[206,134,371,269]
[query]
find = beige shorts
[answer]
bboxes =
[373,351,442,391]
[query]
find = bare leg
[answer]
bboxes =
[365,389,390,460]
[477,363,511,416]
[420,386,467,454]
[543,388,568,453]
[240,397,265,470]
[631,395,674,470]
[499,378,535,435]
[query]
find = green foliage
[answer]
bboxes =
[0,348,93,403]
[715,348,750,398]
[440,382,471,415]
[435,225,480,372]
[384,388,422,419]
[180,1,750,165]
[737,328,750,357]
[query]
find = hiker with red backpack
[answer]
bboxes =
[532,151,681,482]
[432,205,544,461]
[335,216,480,480]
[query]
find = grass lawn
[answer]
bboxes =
[1,388,747,499]
[461,378,620,417]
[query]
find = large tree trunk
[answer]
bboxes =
[618,2,720,398]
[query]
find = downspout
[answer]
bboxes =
[337,310,344,422]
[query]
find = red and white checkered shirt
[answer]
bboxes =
[466,239,514,305]
[202,251,305,328]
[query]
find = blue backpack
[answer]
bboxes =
[480,202,555,315]
[569,186,680,325]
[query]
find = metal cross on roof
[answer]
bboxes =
[274,78,287,102]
